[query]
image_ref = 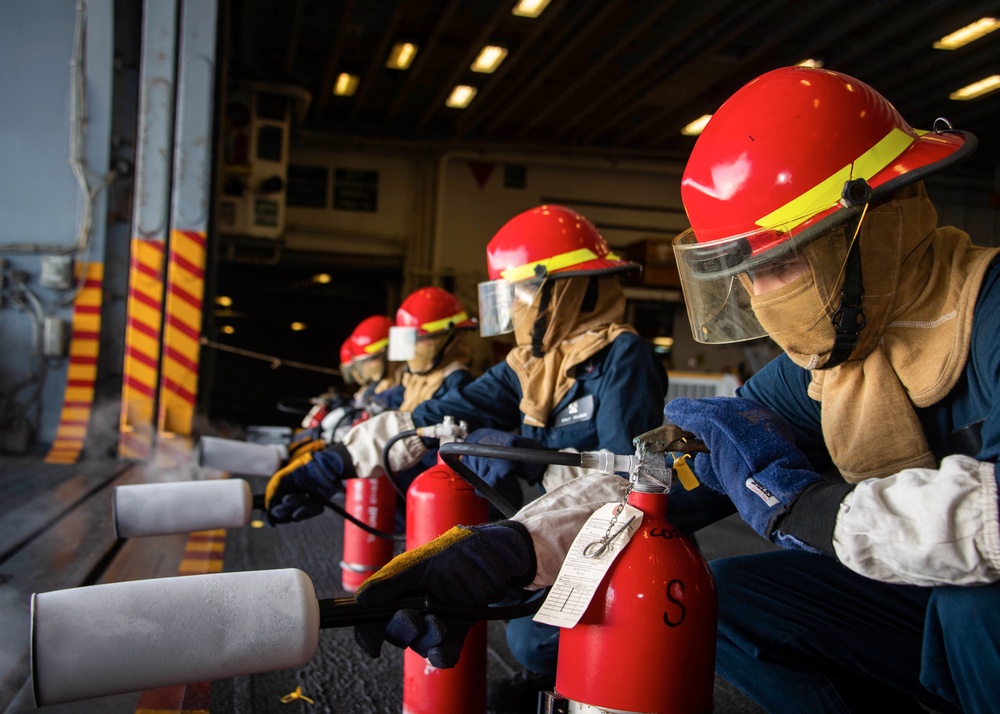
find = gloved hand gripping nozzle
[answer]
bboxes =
[629,423,711,491]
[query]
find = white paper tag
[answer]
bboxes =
[532,502,643,629]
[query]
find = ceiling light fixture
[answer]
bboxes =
[312,273,332,284]
[386,42,418,70]
[446,85,477,108]
[333,73,359,96]
[934,17,1000,49]
[512,0,551,18]
[681,114,712,136]
[221,325,235,335]
[215,295,233,307]
[291,321,308,332]
[949,74,1000,100]
[472,45,508,73]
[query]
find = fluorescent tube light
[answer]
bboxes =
[934,17,999,49]
[681,114,713,136]
[512,0,551,18]
[333,73,359,96]
[472,45,508,73]
[387,42,418,70]
[446,85,477,108]
[949,74,1000,100]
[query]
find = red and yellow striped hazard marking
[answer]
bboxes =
[46,263,104,464]
[177,528,226,575]
[133,527,225,714]
[177,528,226,574]
[156,229,206,465]
[119,239,167,460]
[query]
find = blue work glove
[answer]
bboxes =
[264,444,356,525]
[354,521,535,668]
[462,429,547,488]
[662,397,824,546]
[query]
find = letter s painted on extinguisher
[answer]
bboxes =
[663,579,686,627]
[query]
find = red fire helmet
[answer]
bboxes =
[349,315,392,357]
[395,287,476,336]
[485,205,638,283]
[339,339,355,366]
[680,66,972,251]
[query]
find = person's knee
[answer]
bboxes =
[928,586,993,631]
[506,618,560,673]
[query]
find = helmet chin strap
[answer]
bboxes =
[407,327,455,377]
[820,179,871,370]
[530,280,555,358]
[370,354,387,385]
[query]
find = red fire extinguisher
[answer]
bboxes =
[552,482,718,713]
[403,456,489,714]
[340,476,397,593]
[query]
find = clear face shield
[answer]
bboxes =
[353,353,386,386]
[476,277,544,337]
[389,325,453,374]
[340,361,358,385]
[673,212,858,345]
[388,326,418,361]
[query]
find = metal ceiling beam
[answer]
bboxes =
[466,0,613,136]
[382,0,465,125]
[495,0,638,139]
[282,0,306,76]
[415,1,512,128]
[506,1,678,139]
[552,0,767,145]
[453,0,583,139]
[349,0,409,123]
[567,0,779,146]
[621,0,874,151]
[311,0,359,122]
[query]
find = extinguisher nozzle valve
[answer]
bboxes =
[415,415,469,442]
[578,450,638,475]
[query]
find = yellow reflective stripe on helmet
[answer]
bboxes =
[422,311,469,334]
[500,247,600,282]
[362,337,388,354]
[756,128,915,229]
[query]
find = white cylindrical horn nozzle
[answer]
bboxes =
[113,479,255,538]
[196,436,287,476]
[32,569,320,706]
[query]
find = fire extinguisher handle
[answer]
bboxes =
[317,590,546,629]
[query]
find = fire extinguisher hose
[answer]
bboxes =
[252,493,405,542]
[380,429,416,500]
[437,441,584,519]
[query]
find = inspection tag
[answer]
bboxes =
[532,502,643,629]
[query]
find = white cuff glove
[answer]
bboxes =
[512,471,629,589]
[341,411,428,478]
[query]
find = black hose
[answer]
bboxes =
[331,406,362,437]
[380,429,416,500]
[437,441,584,519]
[318,496,405,541]
[252,493,405,542]
[439,441,582,467]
